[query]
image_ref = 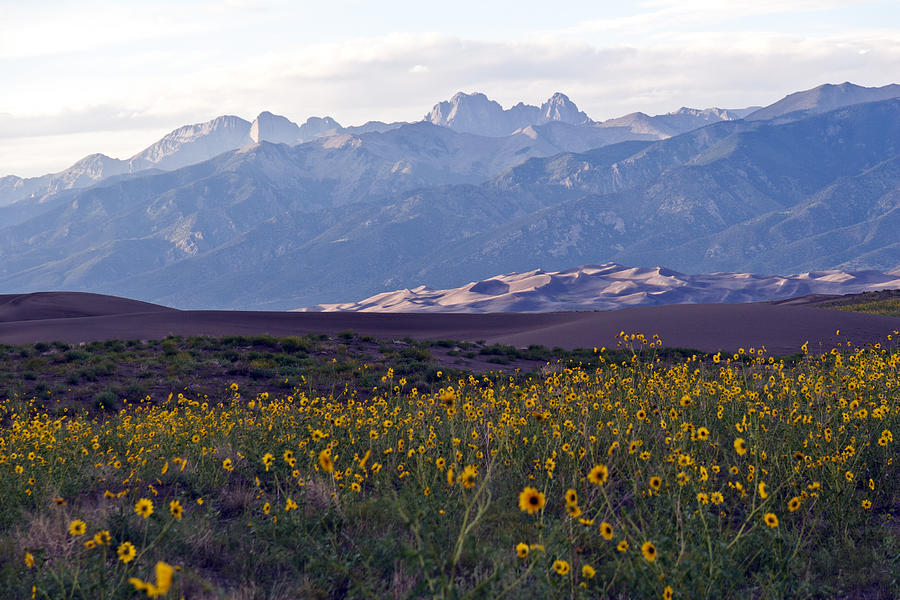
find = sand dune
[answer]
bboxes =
[0,292,897,355]
[0,292,173,323]
[299,263,900,313]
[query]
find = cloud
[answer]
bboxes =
[0,128,172,178]
[0,105,197,139]
[563,0,877,39]
[1,4,898,177]
[179,30,899,123]
[0,0,274,61]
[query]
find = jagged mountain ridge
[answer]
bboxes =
[300,263,900,313]
[425,92,592,136]
[0,83,898,310]
[5,82,895,210]
[0,88,778,208]
[0,121,659,283]
[746,81,900,121]
[0,112,405,208]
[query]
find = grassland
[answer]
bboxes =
[0,332,897,599]
[819,289,900,318]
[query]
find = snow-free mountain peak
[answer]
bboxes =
[128,114,252,172]
[746,81,900,121]
[671,107,746,121]
[598,105,756,138]
[297,116,342,141]
[541,92,592,125]
[424,92,508,135]
[1,88,899,309]
[424,91,593,136]
[249,111,301,145]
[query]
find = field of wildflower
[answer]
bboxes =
[1,331,898,599]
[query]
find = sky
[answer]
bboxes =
[1,0,899,177]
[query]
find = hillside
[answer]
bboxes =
[0,84,898,309]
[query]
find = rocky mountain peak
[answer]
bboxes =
[425,91,593,136]
[425,92,506,133]
[297,116,343,141]
[127,115,253,172]
[249,111,301,145]
[746,81,900,121]
[541,92,592,125]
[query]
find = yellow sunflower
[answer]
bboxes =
[459,465,478,489]
[588,464,609,485]
[515,542,529,559]
[117,541,137,564]
[518,486,546,515]
[552,559,570,575]
[68,519,87,536]
[262,452,274,472]
[94,530,111,546]
[135,498,154,519]
[318,449,334,473]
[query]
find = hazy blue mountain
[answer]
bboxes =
[261,98,900,306]
[1,85,898,309]
[4,81,886,210]
[0,153,129,208]
[596,106,755,139]
[422,91,747,139]
[746,82,900,121]
[249,111,300,145]
[425,92,591,136]
[597,107,750,140]
[419,99,900,283]
[0,92,606,207]
[0,119,678,305]
[297,116,342,140]
[1,115,255,207]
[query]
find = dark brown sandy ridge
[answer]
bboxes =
[0,292,897,355]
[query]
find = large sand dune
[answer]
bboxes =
[300,264,900,313]
[0,292,897,355]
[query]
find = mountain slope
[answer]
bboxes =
[746,81,900,121]
[1,87,898,310]
[3,81,888,210]
[1,115,255,207]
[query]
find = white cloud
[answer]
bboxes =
[0,128,172,178]
[1,1,898,176]
[0,0,276,61]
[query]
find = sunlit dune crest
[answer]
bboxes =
[300,263,900,313]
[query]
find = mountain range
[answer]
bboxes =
[0,90,759,208]
[0,81,898,310]
[300,263,900,312]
